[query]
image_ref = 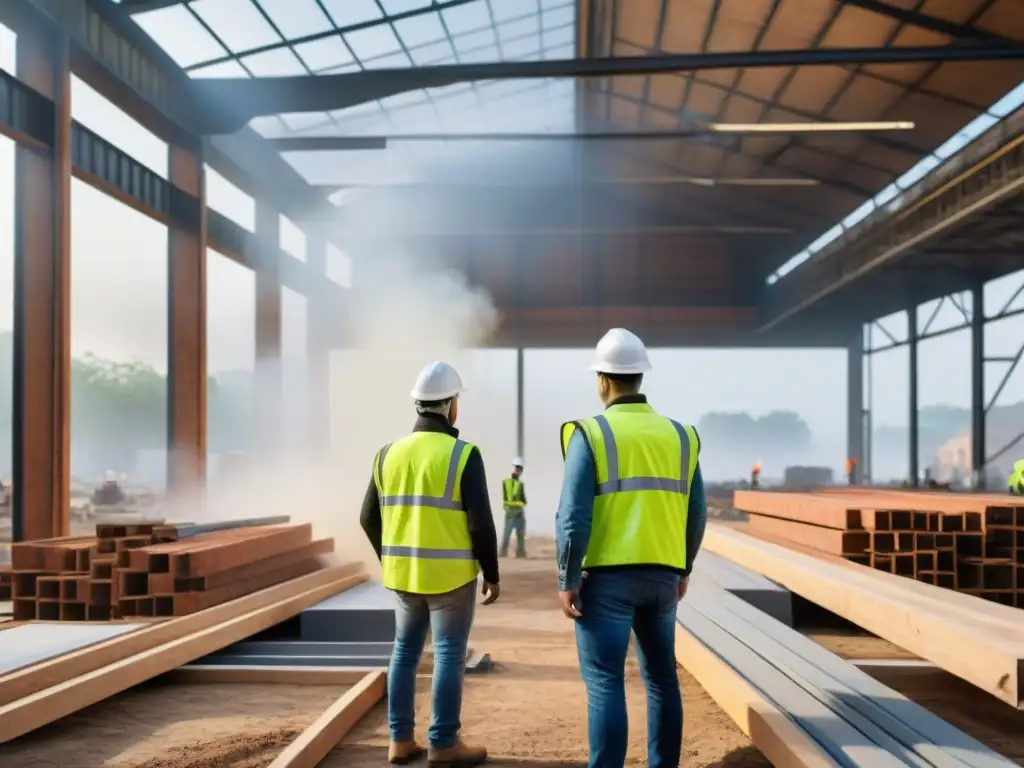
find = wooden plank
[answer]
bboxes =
[674,616,842,767]
[0,562,361,706]
[733,491,862,529]
[165,665,373,686]
[268,670,386,768]
[746,514,869,554]
[703,524,1024,708]
[0,570,369,743]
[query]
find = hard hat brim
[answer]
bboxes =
[589,361,652,374]
[410,387,466,401]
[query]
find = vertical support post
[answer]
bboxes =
[970,284,985,489]
[254,201,282,459]
[846,327,864,485]
[908,307,919,486]
[12,28,72,541]
[515,347,525,460]
[307,235,331,451]
[167,144,207,495]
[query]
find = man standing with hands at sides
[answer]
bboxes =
[361,361,500,767]
[500,458,527,558]
[555,329,708,768]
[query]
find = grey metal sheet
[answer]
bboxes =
[300,581,395,643]
[201,653,389,668]
[225,641,393,656]
[0,623,144,676]
[682,582,1015,768]
[692,551,794,626]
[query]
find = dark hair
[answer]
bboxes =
[415,397,453,409]
[599,372,643,392]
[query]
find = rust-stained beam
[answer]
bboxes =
[255,200,283,458]
[12,27,72,542]
[167,144,207,494]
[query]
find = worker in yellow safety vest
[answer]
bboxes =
[500,458,527,558]
[1009,459,1024,495]
[555,328,708,768]
[360,361,499,767]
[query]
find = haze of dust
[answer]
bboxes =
[164,251,504,579]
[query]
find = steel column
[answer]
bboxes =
[306,235,331,451]
[970,284,986,488]
[167,144,207,494]
[907,307,919,486]
[847,328,865,484]
[254,201,283,458]
[516,348,525,461]
[11,28,72,542]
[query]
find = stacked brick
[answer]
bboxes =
[734,490,1024,608]
[9,521,333,621]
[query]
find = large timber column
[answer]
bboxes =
[12,28,72,541]
[970,284,985,489]
[167,144,207,494]
[847,328,865,484]
[254,200,283,458]
[908,307,919,486]
[307,235,331,451]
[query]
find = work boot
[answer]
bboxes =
[389,739,426,764]
[428,738,488,767]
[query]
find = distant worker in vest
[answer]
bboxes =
[845,458,857,485]
[500,458,527,558]
[360,361,500,767]
[1009,459,1024,495]
[750,460,761,489]
[555,328,707,768]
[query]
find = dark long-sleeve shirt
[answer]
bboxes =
[555,395,708,591]
[360,412,500,586]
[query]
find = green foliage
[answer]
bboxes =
[697,410,812,455]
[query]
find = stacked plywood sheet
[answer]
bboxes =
[734,489,1023,607]
[9,518,333,620]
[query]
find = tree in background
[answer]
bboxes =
[697,410,813,473]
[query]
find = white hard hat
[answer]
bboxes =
[512,457,524,467]
[589,328,651,374]
[103,470,116,483]
[411,361,465,401]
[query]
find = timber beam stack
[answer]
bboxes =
[733,489,1023,607]
[9,518,333,621]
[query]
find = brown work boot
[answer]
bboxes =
[428,738,488,767]
[389,739,426,764]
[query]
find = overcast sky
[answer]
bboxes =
[0,12,1023,494]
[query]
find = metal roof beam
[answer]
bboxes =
[837,0,1011,43]
[119,0,186,12]
[191,43,1024,134]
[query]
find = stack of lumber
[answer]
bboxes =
[9,517,333,621]
[703,522,1024,709]
[676,576,1021,766]
[734,489,1023,606]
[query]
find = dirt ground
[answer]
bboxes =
[326,540,769,768]
[0,681,346,768]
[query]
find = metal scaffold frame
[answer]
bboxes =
[857,274,1024,488]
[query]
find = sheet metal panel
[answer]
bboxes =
[0,623,143,676]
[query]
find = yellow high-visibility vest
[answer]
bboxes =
[374,432,479,594]
[1010,459,1024,495]
[560,402,698,570]
[502,477,525,508]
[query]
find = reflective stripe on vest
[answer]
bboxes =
[375,432,479,594]
[502,477,525,507]
[560,403,698,570]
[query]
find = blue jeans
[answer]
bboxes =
[501,510,526,556]
[575,570,682,768]
[388,579,476,749]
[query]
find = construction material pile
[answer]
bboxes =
[9,517,334,621]
[734,488,1022,607]
[0,565,10,601]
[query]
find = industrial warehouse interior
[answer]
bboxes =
[1,0,1024,766]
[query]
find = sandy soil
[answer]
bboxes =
[326,540,769,768]
[0,680,346,768]
[804,628,918,660]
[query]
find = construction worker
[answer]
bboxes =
[1009,459,1024,495]
[845,458,857,485]
[92,470,126,506]
[360,361,499,767]
[556,328,707,768]
[500,458,527,558]
[750,460,761,489]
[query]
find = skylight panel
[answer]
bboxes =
[321,0,384,27]
[191,0,281,52]
[346,24,404,60]
[134,4,226,68]
[251,0,333,39]
[294,37,355,71]
[441,2,492,35]
[394,12,448,47]
[241,48,308,77]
